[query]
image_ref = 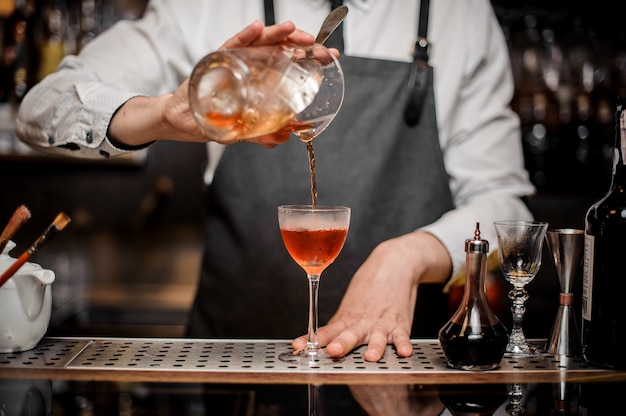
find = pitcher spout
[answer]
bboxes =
[14,268,55,319]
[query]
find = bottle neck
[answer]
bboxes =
[464,251,488,300]
[610,103,626,190]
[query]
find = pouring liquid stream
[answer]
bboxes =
[290,5,347,210]
[306,140,318,210]
[299,12,347,210]
[290,126,318,209]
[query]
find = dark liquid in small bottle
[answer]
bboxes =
[439,323,508,371]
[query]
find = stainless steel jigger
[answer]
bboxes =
[545,228,584,356]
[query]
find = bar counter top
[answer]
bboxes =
[1,337,624,385]
[2,337,626,415]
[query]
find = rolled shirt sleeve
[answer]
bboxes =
[16,0,194,159]
[16,60,146,159]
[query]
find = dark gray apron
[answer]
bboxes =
[187,1,454,339]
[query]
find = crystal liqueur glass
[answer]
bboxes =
[278,205,350,366]
[494,220,548,356]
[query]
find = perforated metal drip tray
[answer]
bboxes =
[0,337,623,385]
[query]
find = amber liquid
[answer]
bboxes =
[288,121,319,209]
[280,227,348,275]
[306,141,318,209]
[504,270,535,286]
[203,107,295,140]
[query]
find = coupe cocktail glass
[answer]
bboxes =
[278,205,350,366]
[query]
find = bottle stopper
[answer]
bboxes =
[465,222,489,254]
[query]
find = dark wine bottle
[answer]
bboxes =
[581,96,626,369]
[438,223,509,371]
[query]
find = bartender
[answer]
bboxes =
[16,0,535,362]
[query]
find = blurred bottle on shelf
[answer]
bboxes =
[1,0,38,104]
[37,0,71,80]
[77,0,99,52]
[0,0,38,154]
[0,0,148,157]
[500,5,622,198]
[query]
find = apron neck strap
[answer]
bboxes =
[413,0,430,62]
[263,0,276,25]
[263,0,346,50]
[403,0,431,126]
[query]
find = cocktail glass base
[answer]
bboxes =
[506,342,538,358]
[279,349,345,367]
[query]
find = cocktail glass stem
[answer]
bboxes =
[506,384,526,416]
[308,384,320,416]
[306,274,322,356]
[508,284,533,353]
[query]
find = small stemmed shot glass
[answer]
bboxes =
[494,220,548,357]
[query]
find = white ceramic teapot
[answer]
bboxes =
[0,241,55,353]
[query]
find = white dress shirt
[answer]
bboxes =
[16,0,536,274]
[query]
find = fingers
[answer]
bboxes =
[291,334,308,352]
[297,316,413,363]
[220,20,314,50]
[392,333,414,358]
[318,319,381,360]
[283,28,316,47]
[327,47,340,59]
[307,44,340,64]
[291,319,347,352]
[220,20,265,49]
[361,329,389,362]
[326,328,413,362]
[251,21,314,46]
[325,328,362,357]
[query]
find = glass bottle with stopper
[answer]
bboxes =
[439,222,509,371]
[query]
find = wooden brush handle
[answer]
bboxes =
[0,252,30,288]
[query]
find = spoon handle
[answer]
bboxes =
[315,5,348,45]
